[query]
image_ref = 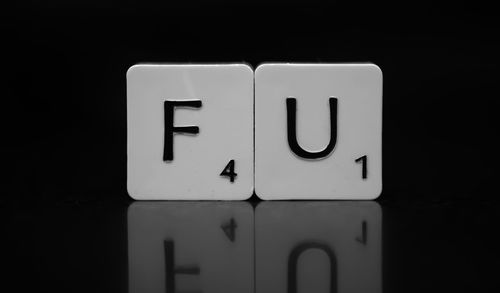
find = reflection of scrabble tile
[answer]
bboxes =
[128,202,254,293]
[256,202,382,293]
[127,64,254,200]
[255,64,383,199]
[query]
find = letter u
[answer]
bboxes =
[286,97,338,159]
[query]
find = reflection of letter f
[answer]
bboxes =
[286,97,338,159]
[164,240,201,293]
[164,100,202,161]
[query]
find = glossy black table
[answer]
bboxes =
[2,197,498,293]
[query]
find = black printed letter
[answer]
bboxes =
[164,100,202,161]
[286,97,338,159]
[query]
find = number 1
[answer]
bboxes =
[355,155,367,179]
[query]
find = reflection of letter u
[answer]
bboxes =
[288,242,337,293]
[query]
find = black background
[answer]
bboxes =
[3,0,499,204]
[2,1,500,292]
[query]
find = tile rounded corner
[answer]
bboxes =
[367,63,383,78]
[253,187,273,201]
[240,188,256,201]
[254,63,276,78]
[126,182,143,201]
[366,183,383,200]
[236,62,255,76]
[126,63,145,80]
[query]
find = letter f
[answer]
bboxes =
[164,100,202,161]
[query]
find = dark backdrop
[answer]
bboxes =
[2,2,499,292]
[2,0,498,204]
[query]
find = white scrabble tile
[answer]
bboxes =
[256,202,382,293]
[127,64,253,200]
[255,63,383,200]
[128,202,254,293]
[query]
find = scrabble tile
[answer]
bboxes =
[127,64,253,200]
[255,63,382,199]
[256,202,381,293]
[128,202,254,293]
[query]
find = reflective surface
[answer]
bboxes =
[128,202,380,293]
[129,202,254,293]
[255,202,381,293]
[2,199,500,292]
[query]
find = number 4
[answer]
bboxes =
[220,160,237,183]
